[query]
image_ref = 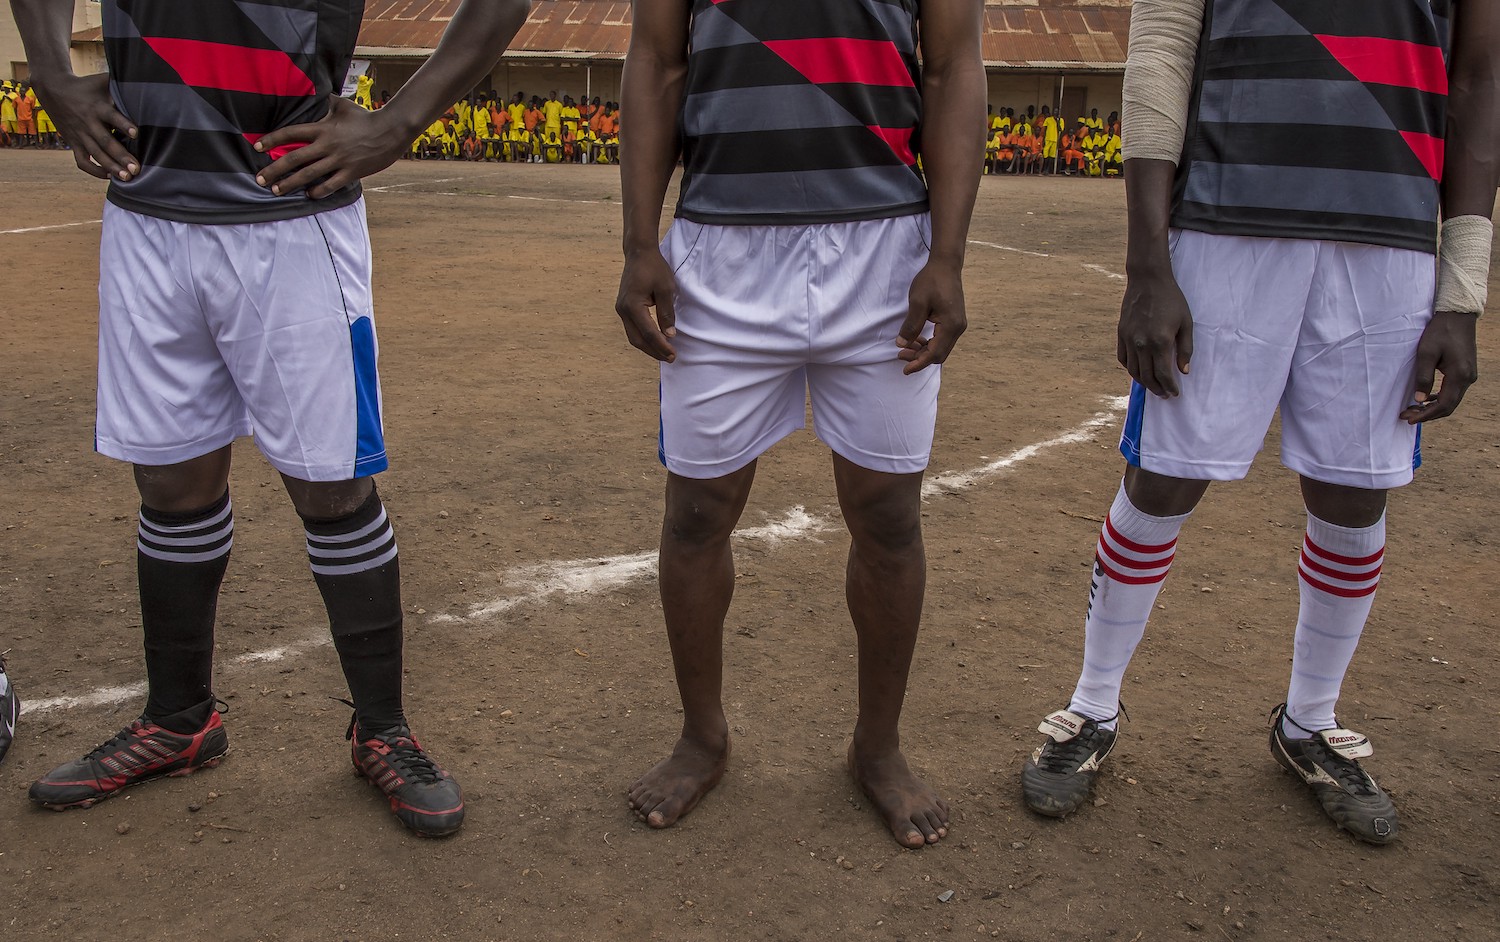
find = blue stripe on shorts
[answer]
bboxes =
[350,316,388,476]
[1119,381,1146,466]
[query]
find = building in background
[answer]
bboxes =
[3,0,101,80]
[58,0,1126,119]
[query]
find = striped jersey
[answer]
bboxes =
[102,0,364,224]
[1173,0,1451,254]
[676,0,928,225]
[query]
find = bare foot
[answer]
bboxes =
[848,742,950,848]
[628,733,730,828]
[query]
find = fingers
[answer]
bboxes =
[617,305,676,361]
[1401,363,1476,424]
[1176,317,1194,376]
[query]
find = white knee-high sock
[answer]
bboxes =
[1283,512,1385,738]
[1068,482,1191,728]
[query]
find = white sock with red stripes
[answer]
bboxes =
[1282,512,1385,739]
[1068,482,1190,729]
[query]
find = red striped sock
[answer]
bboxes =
[1283,512,1385,737]
[1068,482,1190,726]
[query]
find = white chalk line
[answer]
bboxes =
[25,637,331,717]
[430,507,833,625]
[365,171,502,193]
[28,403,1125,713]
[1,219,102,235]
[444,401,1129,624]
[967,238,1124,280]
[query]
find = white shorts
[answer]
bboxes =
[658,214,940,479]
[95,199,387,481]
[1121,229,1433,489]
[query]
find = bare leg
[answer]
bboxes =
[1299,476,1386,527]
[628,463,756,828]
[833,454,949,848]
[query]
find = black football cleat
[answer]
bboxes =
[347,716,465,837]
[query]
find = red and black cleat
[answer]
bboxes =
[347,717,465,837]
[29,706,228,809]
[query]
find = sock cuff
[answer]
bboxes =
[305,493,398,577]
[1108,481,1191,547]
[1304,511,1386,556]
[138,492,233,563]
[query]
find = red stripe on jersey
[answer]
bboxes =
[1303,536,1384,568]
[1097,537,1175,574]
[143,37,316,97]
[1103,515,1176,556]
[764,38,915,88]
[1299,550,1381,585]
[1298,567,1380,598]
[242,132,307,161]
[1314,35,1449,96]
[1399,130,1445,180]
[866,125,916,165]
[1095,552,1171,586]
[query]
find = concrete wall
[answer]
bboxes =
[2,0,102,81]
[986,72,1123,127]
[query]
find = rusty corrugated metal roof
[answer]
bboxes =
[74,0,1132,71]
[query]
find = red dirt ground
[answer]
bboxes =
[1,151,1497,941]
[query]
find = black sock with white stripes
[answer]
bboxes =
[303,486,406,733]
[138,491,233,732]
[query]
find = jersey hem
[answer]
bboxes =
[675,200,930,227]
[105,184,363,226]
[1168,213,1437,256]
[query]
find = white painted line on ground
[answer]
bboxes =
[507,194,609,205]
[921,397,1128,498]
[431,506,833,625]
[1,219,102,235]
[27,404,1124,712]
[365,173,500,193]
[967,239,1125,280]
[26,637,331,716]
[967,239,1050,258]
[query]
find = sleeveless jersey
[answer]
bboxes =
[102,0,364,224]
[1172,0,1451,254]
[676,0,928,225]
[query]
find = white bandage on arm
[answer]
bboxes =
[1122,0,1208,164]
[1434,215,1493,315]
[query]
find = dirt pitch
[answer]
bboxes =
[1,151,1497,942]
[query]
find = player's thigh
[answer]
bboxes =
[95,203,248,466]
[1280,241,1432,489]
[201,199,386,483]
[658,220,812,479]
[806,213,938,475]
[1122,230,1316,481]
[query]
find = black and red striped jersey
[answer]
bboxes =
[1172,0,1452,254]
[102,0,364,224]
[675,0,928,225]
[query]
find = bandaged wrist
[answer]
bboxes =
[1434,215,1492,315]
[1122,0,1207,164]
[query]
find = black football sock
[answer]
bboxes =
[303,487,406,733]
[138,491,232,731]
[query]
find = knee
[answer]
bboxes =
[662,498,737,551]
[287,476,376,522]
[847,504,923,561]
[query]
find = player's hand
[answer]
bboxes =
[255,96,405,199]
[615,247,678,362]
[1400,310,1478,424]
[29,72,137,181]
[898,259,967,374]
[1117,265,1194,398]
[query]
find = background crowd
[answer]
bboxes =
[985,105,1123,177]
[0,80,61,149]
